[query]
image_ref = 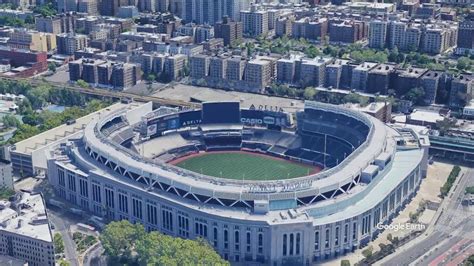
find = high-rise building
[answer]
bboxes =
[139,0,156,12]
[244,58,272,90]
[57,33,88,55]
[420,70,442,105]
[100,0,119,16]
[449,75,474,108]
[181,0,243,25]
[195,24,214,43]
[35,16,62,34]
[190,54,209,78]
[298,57,332,87]
[421,27,447,54]
[388,21,406,49]
[240,5,269,37]
[214,16,242,46]
[456,16,474,55]
[111,63,140,89]
[226,56,245,81]
[277,57,297,84]
[325,59,349,89]
[393,67,428,96]
[275,17,293,37]
[0,159,13,190]
[350,62,378,91]
[7,29,56,52]
[35,14,76,34]
[164,54,187,80]
[329,20,366,44]
[291,18,328,41]
[156,0,169,12]
[368,20,388,49]
[366,64,396,94]
[209,56,227,79]
[78,0,99,15]
[57,0,79,12]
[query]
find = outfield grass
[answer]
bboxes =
[174,152,316,180]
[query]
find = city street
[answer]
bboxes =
[48,208,80,266]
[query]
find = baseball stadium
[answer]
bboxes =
[47,100,429,265]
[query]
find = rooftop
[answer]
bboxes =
[0,192,52,243]
[408,109,444,124]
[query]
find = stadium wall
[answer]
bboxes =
[45,101,427,265]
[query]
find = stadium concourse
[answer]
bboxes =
[46,100,430,265]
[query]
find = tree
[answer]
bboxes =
[59,260,70,266]
[100,220,146,258]
[26,84,50,109]
[436,117,457,136]
[48,62,57,73]
[341,259,351,266]
[103,221,228,265]
[76,79,89,88]
[457,57,472,71]
[362,246,373,259]
[303,87,317,100]
[8,124,41,144]
[403,87,425,105]
[136,232,228,265]
[0,187,14,200]
[33,3,57,17]
[146,73,156,83]
[306,45,321,58]
[2,114,21,128]
[465,186,474,194]
[54,233,65,254]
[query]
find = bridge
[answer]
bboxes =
[0,76,200,109]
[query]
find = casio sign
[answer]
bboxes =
[241,118,263,124]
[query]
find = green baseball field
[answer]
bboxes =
[171,151,319,180]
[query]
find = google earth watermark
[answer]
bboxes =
[376,222,426,231]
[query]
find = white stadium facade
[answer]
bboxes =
[46,100,429,265]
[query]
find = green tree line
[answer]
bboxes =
[440,165,461,197]
[100,220,228,265]
[0,80,112,144]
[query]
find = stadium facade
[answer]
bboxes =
[46,101,429,265]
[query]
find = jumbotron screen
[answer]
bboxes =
[202,102,240,124]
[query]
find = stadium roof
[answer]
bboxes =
[308,149,423,225]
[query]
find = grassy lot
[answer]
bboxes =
[175,152,316,180]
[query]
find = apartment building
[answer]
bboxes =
[7,30,56,52]
[368,20,388,49]
[0,192,55,266]
[57,33,88,55]
[240,5,269,37]
[214,16,242,46]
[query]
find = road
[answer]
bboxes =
[83,243,106,266]
[380,168,474,266]
[49,208,80,266]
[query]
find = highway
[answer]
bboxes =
[380,168,474,266]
